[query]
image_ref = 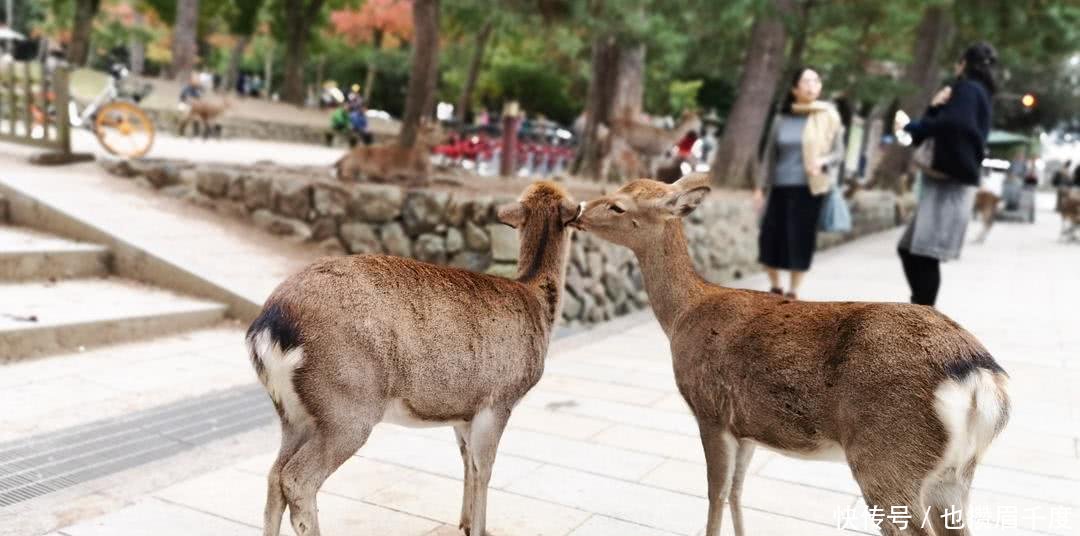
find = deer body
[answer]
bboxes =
[248,182,579,536]
[607,111,701,178]
[179,96,230,139]
[572,175,1011,536]
[334,122,441,183]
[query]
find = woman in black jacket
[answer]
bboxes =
[898,42,996,306]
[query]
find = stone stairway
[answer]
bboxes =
[0,225,229,361]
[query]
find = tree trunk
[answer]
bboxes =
[870,4,953,191]
[281,0,325,105]
[363,29,384,103]
[224,35,249,93]
[263,42,273,99]
[399,0,440,148]
[67,0,101,67]
[573,34,620,179]
[454,17,493,123]
[170,0,199,81]
[708,0,794,188]
[129,4,146,74]
[780,0,814,87]
[612,42,645,121]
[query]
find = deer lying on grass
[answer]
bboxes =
[570,174,1011,536]
[334,120,442,183]
[248,181,580,536]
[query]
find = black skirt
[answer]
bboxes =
[758,186,824,271]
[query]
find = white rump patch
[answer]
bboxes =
[249,328,312,428]
[932,369,1008,478]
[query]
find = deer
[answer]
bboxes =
[178,95,231,139]
[1058,188,1080,242]
[334,120,442,183]
[606,109,701,177]
[569,173,1011,536]
[971,190,999,244]
[247,180,581,536]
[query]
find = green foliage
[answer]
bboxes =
[667,79,702,114]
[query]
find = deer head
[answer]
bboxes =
[571,173,710,251]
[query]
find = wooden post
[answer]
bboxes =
[41,60,51,142]
[499,101,520,178]
[23,61,33,137]
[7,61,15,136]
[54,69,71,155]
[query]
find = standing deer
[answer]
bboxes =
[247,181,580,536]
[606,110,701,178]
[178,96,231,139]
[570,174,1011,536]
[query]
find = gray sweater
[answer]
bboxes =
[757,113,845,190]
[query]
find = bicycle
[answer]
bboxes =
[69,63,156,159]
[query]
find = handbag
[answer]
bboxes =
[818,185,852,233]
[911,139,950,181]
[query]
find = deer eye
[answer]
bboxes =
[609,204,626,214]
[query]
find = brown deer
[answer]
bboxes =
[971,190,999,244]
[248,181,580,536]
[1059,188,1080,242]
[569,173,1011,536]
[334,120,442,183]
[178,96,231,139]
[606,109,701,177]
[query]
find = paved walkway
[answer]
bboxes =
[1,187,1069,536]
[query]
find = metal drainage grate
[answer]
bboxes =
[0,326,583,508]
[0,384,275,508]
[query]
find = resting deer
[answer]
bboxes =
[334,120,442,183]
[607,109,701,177]
[570,174,1011,536]
[247,181,580,536]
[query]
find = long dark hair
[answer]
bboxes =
[960,41,997,95]
[780,66,816,114]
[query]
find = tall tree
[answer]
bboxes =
[574,32,621,178]
[67,0,102,66]
[454,16,493,122]
[708,0,795,188]
[171,0,199,81]
[279,0,326,105]
[869,3,953,191]
[399,0,440,148]
[224,0,265,92]
[329,0,412,102]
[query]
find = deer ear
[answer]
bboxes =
[559,198,582,226]
[496,202,525,228]
[663,186,710,218]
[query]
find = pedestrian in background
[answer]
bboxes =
[754,66,844,299]
[897,41,996,307]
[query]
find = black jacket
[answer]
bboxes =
[905,78,992,186]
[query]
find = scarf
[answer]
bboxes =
[792,101,842,195]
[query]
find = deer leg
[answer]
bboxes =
[264,420,309,536]
[699,421,738,536]
[281,421,374,536]
[849,449,937,536]
[454,423,475,534]
[465,407,511,536]
[924,461,976,536]
[728,439,756,536]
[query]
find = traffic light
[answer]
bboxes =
[1021,93,1036,109]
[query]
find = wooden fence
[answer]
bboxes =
[0,60,83,163]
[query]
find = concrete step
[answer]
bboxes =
[0,277,229,362]
[0,225,110,281]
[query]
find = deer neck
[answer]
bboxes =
[633,219,707,336]
[516,223,572,327]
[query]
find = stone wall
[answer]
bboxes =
[100,159,909,327]
[139,108,392,146]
